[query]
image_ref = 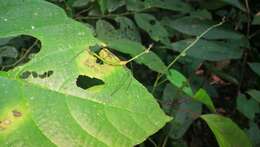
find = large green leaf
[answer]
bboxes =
[171,39,243,61]
[169,16,243,39]
[0,0,171,146]
[144,0,192,12]
[201,114,252,147]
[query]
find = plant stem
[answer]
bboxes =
[161,135,168,147]
[244,0,251,37]
[152,20,225,92]
[122,44,153,65]
[148,138,158,147]
[1,40,39,70]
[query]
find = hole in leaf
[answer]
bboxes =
[12,110,22,117]
[38,70,54,79]
[76,75,104,90]
[39,72,47,79]
[47,70,54,77]
[19,71,31,79]
[31,71,38,78]
[19,70,54,79]
[96,58,104,65]
[0,35,41,71]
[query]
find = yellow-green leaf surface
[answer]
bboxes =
[0,0,171,147]
[201,114,252,147]
[166,69,193,97]
[194,89,216,113]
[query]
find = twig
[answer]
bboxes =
[249,30,260,39]
[244,0,251,37]
[122,44,153,65]
[161,135,168,147]
[1,40,39,70]
[74,5,94,19]
[148,138,158,147]
[152,19,225,92]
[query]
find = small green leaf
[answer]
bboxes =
[96,20,119,41]
[0,46,18,64]
[201,114,252,147]
[166,69,193,97]
[171,39,243,61]
[194,89,216,112]
[0,37,13,46]
[96,18,141,42]
[144,0,192,12]
[247,89,260,103]
[0,46,17,58]
[134,13,170,44]
[236,94,260,120]
[169,16,243,39]
[114,16,141,42]
[249,62,260,76]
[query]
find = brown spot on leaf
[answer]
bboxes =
[3,119,11,125]
[12,110,22,117]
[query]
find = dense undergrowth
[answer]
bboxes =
[1,0,260,147]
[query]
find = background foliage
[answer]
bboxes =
[1,0,260,147]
